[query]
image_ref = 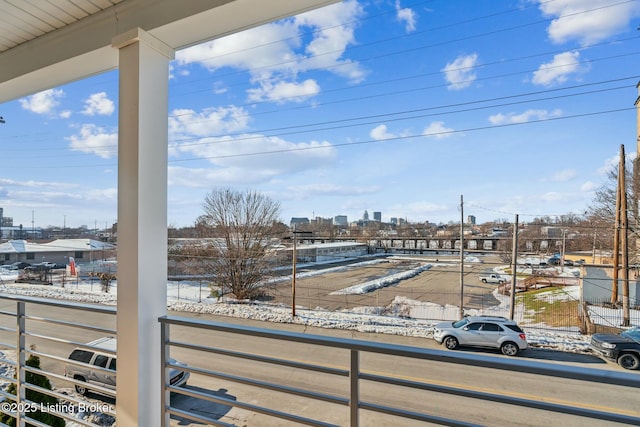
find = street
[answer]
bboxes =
[0,295,637,426]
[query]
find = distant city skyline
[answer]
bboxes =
[1,1,638,228]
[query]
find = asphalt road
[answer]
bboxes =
[166,311,639,427]
[0,298,635,427]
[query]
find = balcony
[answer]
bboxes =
[0,293,638,426]
[1,3,640,425]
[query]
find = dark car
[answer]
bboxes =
[590,327,640,370]
[25,263,52,272]
[9,262,30,269]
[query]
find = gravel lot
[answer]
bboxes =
[266,254,506,312]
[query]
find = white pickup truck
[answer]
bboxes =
[479,273,506,284]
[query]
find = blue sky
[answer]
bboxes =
[1,0,639,229]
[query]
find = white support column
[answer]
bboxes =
[112,28,174,427]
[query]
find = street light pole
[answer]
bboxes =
[459,195,464,319]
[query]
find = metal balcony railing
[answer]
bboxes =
[0,294,116,426]
[0,294,638,427]
[160,315,640,427]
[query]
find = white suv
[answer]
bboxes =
[433,316,528,356]
[64,337,189,395]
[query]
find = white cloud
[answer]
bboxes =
[370,124,395,140]
[168,134,337,187]
[167,104,338,186]
[489,109,562,124]
[169,106,250,139]
[596,151,635,175]
[294,0,366,82]
[286,183,380,198]
[532,51,587,86]
[175,0,366,102]
[551,169,577,182]
[0,178,76,189]
[442,53,478,90]
[168,166,275,187]
[67,124,117,159]
[540,192,565,202]
[19,89,64,115]
[369,124,414,141]
[395,1,417,32]
[176,23,296,74]
[247,79,320,103]
[175,134,336,170]
[580,181,597,191]
[423,121,454,139]
[84,188,117,202]
[389,200,449,219]
[82,92,115,116]
[597,154,618,175]
[537,0,640,45]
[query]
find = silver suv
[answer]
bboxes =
[64,337,189,395]
[433,316,528,356]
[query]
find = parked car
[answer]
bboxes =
[433,315,528,356]
[9,262,30,269]
[478,273,505,284]
[590,327,640,370]
[25,263,52,272]
[64,336,190,395]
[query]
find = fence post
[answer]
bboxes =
[16,301,25,427]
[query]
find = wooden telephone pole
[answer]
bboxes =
[613,144,631,326]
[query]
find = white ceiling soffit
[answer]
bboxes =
[0,0,339,103]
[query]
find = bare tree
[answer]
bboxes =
[201,189,281,300]
[587,161,636,262]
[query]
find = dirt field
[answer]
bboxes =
[265,255,506,312]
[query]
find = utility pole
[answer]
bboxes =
[612,147,622,303]
[620,145,630,326]
[509,214,519,320]
[633,80,640,266]
[613,144,631,326]
[459,195,464,318]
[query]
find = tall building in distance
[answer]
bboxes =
[363,210,369,221]
[290,217,310,228]
[373,211,382,222]
[334,215,348,226]
[467,215,476,225]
